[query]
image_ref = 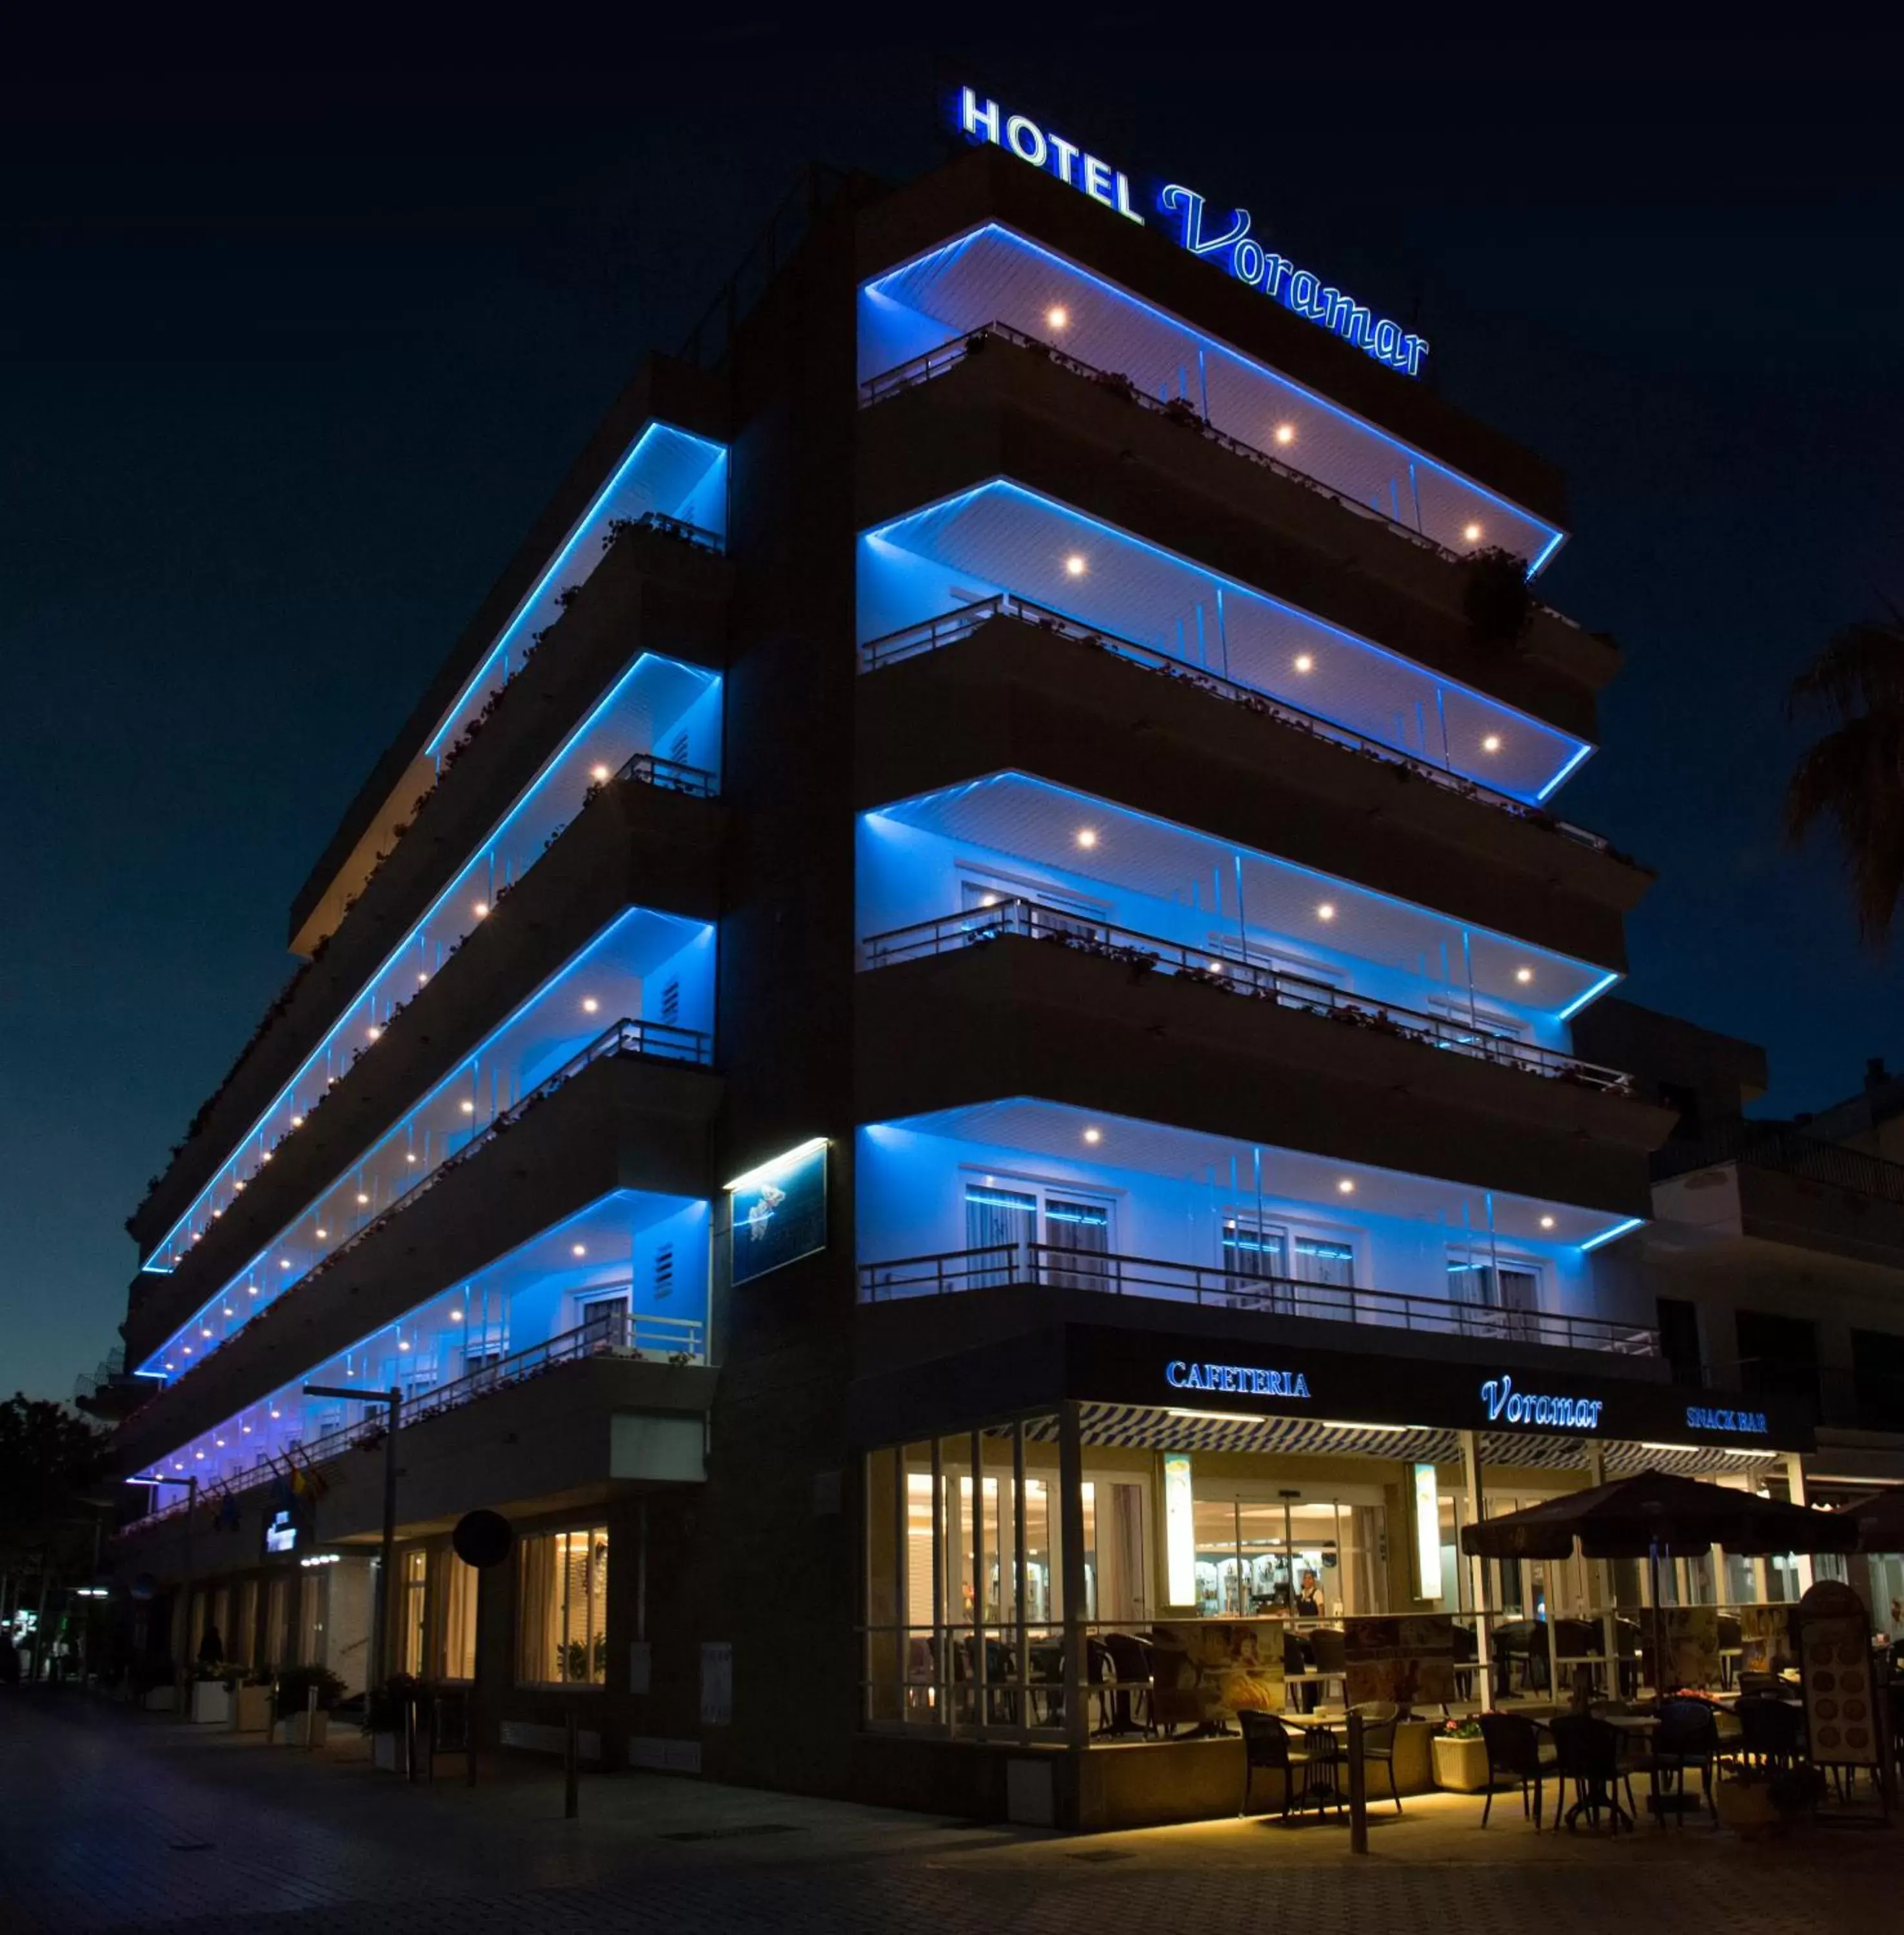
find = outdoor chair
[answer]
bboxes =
[1099,1630,1156,1737]
[1282,1627,1319,1713]
[1634,1698,1720,1823]
[1548,1713,1632,1834]
[1732,1694,1802,1772]
[1478,1711,1552,1826]
[1350,1700,1403,1814]
[1238,1711,1322,1821]
[1308,1626,1349,1699]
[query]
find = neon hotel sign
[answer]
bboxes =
[952,86,1429,377]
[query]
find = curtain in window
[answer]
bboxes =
[965,1186,1034,1289]
[1295,1238,1355,1322]
[441,1555,479,1680]
[1222,1219,1287,1310]
[1043,1197,1109,1289]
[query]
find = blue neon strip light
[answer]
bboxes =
[1534,741,1595,804]
[143,651,719,1274]
[1556,969,1622,1024]
[864,223,1567,575]
[1579,1216,1644,1253]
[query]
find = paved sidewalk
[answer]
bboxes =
[3,1691,1898,1932]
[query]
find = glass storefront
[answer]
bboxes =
[516,1527,609,1687]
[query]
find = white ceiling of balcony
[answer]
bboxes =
[864,482,1583,803]
[861,224,1565,571]
[869,773,1613,1017]
[878,1099,1628,1250]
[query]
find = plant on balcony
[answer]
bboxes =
[963,329,991,355]
[1088,369,1138,404]
[1462,546,1534,657]
[1160,395,1204,429]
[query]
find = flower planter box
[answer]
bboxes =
[1714,1779,1787,1838]
[233,1684,274,1733]
[1431,1733,1492,1792]
[190,1681,232,1725]
[372,1730,410,1775]
[281,1709,330,1747]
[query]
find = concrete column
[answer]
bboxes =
[1058,1403,1089,1749]
[1460,1431,1491,1706]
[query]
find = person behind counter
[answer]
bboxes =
[1294,1569,1324,1618]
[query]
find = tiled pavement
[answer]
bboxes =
[3,1691,1900,1932]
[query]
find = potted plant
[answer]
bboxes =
[233,1665,275,1733]
[190,1661,235,1725]
[1431,1716,1491,1792]
[274,1665,345,1745]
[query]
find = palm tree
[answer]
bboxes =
[1785,609,1904,945]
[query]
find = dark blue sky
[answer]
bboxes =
[5,43,1901,1401]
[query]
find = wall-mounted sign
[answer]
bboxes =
[1686,1404,1769,1436]
[951,85,1428,377]
[263,1508,299,1556]
[1162,1451,1196,1607]
[1480,1374,1603,1431]
[726,1138,828,1286]
[1167,1358,1311,1398]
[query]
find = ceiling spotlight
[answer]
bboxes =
[1336,1179,1356,1195]
[1076,828,1098,849]
[292,1115,306,1127]
[367,1025,382,1041]
[1515,967,1534,984]
[269,1407,281,1419]
[448,1309,464,1323]
[473,901,490,918]
[1084,1128,1102,1144]
[461,1099,476,1114]
[1316,903,1336,922]
[1463,522,1483,544]
[417,972,429,985]
[572,1243,587,1256]
[1064,555,1087,577]
[315,1227,328,1240]
[582,997,600,1013]
[1293,653,1314,673]
[1540,1215,1556,1230]
[356,1191,370,1205]
[201,1327,213,1338]
[979,893,998,908]
[1046,304,1069,329]
[1274,423,1296,446]
[1482,734,1502,753]
[590,762,611,782]
[397,1339,411,1352]
[406,1151,418,1164]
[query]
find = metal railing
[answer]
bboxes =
[129,1016,711,1407]
[860,321,1580,622]
[857,591,1617,858]
[862,898,1633,1095]
[1652,1119,1904,1206]
[126,1311,706,1526]
[608,508,725,557]
[859,1241,1660,1356]
[615,748,718,799]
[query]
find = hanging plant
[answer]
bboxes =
[1463,546,1534,656]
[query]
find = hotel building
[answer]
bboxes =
[104,124,1834,1826]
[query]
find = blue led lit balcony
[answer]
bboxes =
[858,482,1591,807]
[131,1189,709,1503]
[141,651,721,1280]
[137,907,715,1379]
[857,1102,1655,1356]
[859,775,1621,1042]
[860,226,1565,573]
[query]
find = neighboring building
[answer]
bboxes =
[104,119,1821,1827]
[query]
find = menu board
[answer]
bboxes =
[1800,1612,1881,1768]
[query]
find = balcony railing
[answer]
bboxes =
[126,1310,706,1527]
[862,898,1632,1095]
[130,1015,711,1410]
[608,507,725,557]
[615,748,717,799]
[1652,1120,1904,1207]
[861,321,1580,608]
[860,1241,1660,1357]
[858,592,1619,860]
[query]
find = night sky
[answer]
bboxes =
[6,44,1901,1402]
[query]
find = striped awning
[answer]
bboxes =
[1015,1404,1779,1477]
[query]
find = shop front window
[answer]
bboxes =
[441,1554,479,1680]
[517,1527,609,1686]
[401,1550,428,1677]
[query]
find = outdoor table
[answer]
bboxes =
[1540,1712,1653,1831]
[1282,1717,1349,1815]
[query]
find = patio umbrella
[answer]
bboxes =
[1461,1469,1856,1697]
[1460,1469,1859,1562]
[1848,1486,1904,1554]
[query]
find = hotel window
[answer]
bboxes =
[578,1293,631,1350]
[401,1549,428,1677]
[441,1553,479,1680]
[959,871,1105,940]
[964,1180,1113,1289]
[1222,1220,1354,1317]
[517,1527,609,1687]
[1446,1254,1541,1338]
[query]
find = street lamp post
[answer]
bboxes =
[303,1384,401,1695]
[126,1473,197,1705]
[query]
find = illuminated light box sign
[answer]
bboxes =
[1480,1374,1602,1431]
[727,1137,828,1287]
[1167,1358,1310,1399]
[951,86,1428,377]
[1686,1404,1769,1436]
[264,1508,299,1556]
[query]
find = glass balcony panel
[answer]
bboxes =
[148,652,722,1275]
[858,225,1565,571]
[132,1189,709,1505]
[140,909,714,1378]
[858,482,1587,804]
